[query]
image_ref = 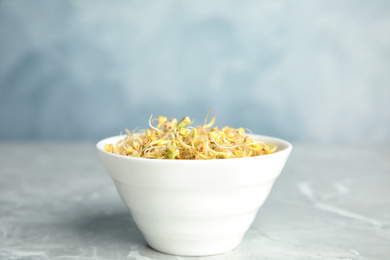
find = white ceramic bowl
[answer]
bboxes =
[97,134,292,256]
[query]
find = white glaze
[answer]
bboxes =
[96,135,292,256]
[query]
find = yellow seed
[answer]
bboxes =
[157,116,167,129]
[150,139,169,146]
[145,129,151,137]
[189,128,198,138]
[248,143,262,151]
[104,144,113,153]
[133,141,140,151]
[170,118,177,126]
[179,128,188,136]
[244,136,252,143]
[143,138,150,145]
[177,116,191,128]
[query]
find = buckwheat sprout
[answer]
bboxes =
[149,114,163,134]
[245,128,252,136]
[143,147,153,154]
[177,137,192,149]
[118,130,127,149]
[203,109,211,125]
[209,135,244,149]
[168,132,175,141]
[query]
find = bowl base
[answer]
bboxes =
[143,232,244,256]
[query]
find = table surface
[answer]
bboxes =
[0,143,389,260]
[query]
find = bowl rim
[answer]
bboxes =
[96,134,292,163]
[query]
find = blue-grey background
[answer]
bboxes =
[1,1,389,144]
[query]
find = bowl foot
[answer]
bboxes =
[143,232,244,256]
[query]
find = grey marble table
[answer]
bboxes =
[0,143,389,260]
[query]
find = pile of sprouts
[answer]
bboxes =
[104,112,276,160]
